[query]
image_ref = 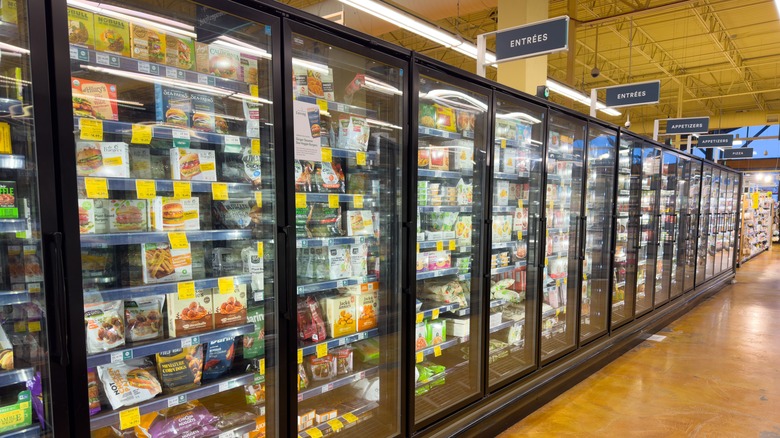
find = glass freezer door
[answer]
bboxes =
[541,111,585,362]
[291,32,403,436]
[66,2,277,435]
[654,152,677,306]
[414,72,487,425]
[715,173,729,276]
[696,165,712,286]
[486,93,544,388]
[612,135,639,328]
[636,144,660,315]
[671,156,690,299]
[683,161,701,292]
[706,169,721,279]
[580,125,616,343]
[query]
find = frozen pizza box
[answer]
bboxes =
[72,78,118,121]
[154,85,191,127]
[108,199,149,233]
[166,287,213,337]
[130,23,165,63]
[165,34,195,70]
[149,196,200,231]
[67,7,94,48]
[213,283,248,329]
[140,242,192,284]
[169,148,216,181]
[75,142,129,178]
[320,294,356,338]
[94,14,130,57]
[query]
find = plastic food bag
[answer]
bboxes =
[98,358,162,409]
[87,367,101,416]
[125,295,164,342]
[307,354,337,381]
[156,346,204,393]
[333,347,353,375]
[297,296,326,343]
[202,337,236,381]
[85,300,125,353]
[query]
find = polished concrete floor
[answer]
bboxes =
[499,249,780,437]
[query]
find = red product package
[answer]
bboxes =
[297,296,326,343]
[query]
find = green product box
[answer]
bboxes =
[0,390,31,433]
[426,320,446,346]
[244,306,265,359]
[0,181,17,219]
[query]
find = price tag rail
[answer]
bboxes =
[0,290,32,306]
[0,368,34,389]
[298,367,379,402]
[82,273,268,302]
[299,328,380,359]
[77,176,272,199]
[80,230,256,247]
[0,424,42,438]
[296,275,377,295]
[414,336,466,362]
[297,401,379,438]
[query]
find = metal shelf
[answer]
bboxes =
[296,276,377,295]
[302,193,372,205]
[490,318,524,334]
[453,298,506,316]
[298,367,378,402]
[415,336,465,360]
[76,176,259,196]
[83,274,254,302]
[418,205,472,213]
[0,219,26,233]
[416,268,459,280]
[299,329,380,358]
[491,262,526,276]
[418,169,472,179]
[0,368,33,389]
[0,155,25,170]
[0,290,32,306]
[89,372,257,430]
[297,401,379,438]
[86,323,255,367]
[74,117,257,146]
[492,205,517,213]
[492,241,519,250]
[0,425,41,438]
[494,171,530,181]
[80,229,253,247]
[416,303,460,321]
[419,127,473,140]
[297,236,373,248]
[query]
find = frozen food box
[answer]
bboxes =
[0,180,16,219]
[94,14,130,57]
[428,147,450,170]
[426,250,451,271]
[346,210,374,237]
[0,390,31,433]
[129,147,151,179]
[68,7,94,48]
[72,77,118,121]
[349,290,378,331]
[213,283,248,329]
[194,42,210,74]
[495,180,510,206]
[108,199,149,233]
[75,142,129,177]
[166,287,213,337]
[140,242,192,284]
[240,53,259,84]
[165,34,194,70]
[212,199,261,230]
[0,0,17,25]
[208,44,240,80]
[414,322,428,350]
[349,244,368,278]
[426,320,446,346]
[292,65,308,97]
[321,294,356,338]
[130,23,165,63]
[306,68,335,101]
[154,85,191,127]
[446,318,470,337]
[243,306,265,359]
[78,199,109,234]
[150,197,200,231]
[169,148,216,181]
[190,92,216,132]
[8,245,43,284]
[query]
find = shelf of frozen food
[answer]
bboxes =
[299,328,380,358]
[0,424,41,438]
[418,169,473,180]
[458,273,471,281]
[416,268,459,280]
[296,96,376,118]
[416,336,465,360]
[453,298,507,317]
[0,368,33,389]
[619,190,631,196]
[492,241,524,250]
[542,305,564,319]
[302,193,374,205]
[296,276,377,295]
[89,372,257,430]
[0,290,32,306]
[491,262,526,276]
[298,367,379,402]
[546,250,569,258]
[76,176,260,196]
[215,421,258,438]
[489,318,524,334]
[547,151,580,161]
[297,401,380,438]
[492,205,519,213]
[70,45,254,94]
[418,127,473,140]
[73,117,259,146]
[80,229,253,247]
[494,171,530,181]
[418,239,464,251]
[546,227,567,235]
[0,154,25,170]
[83,274,256,302]
[546,174,563,183]
[86,323,255,367]
[0,219,26,233]
[418,205,472,213]
[297,236,374,248]
[417,302,461,321]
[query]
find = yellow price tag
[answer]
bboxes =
[436,241,443,251]
[218,277,234,295]
[255,192,263,208]
[84,177,108,199]
[353,195,363,209]
[555,279,561,287]
[79,118,103,141]
[295,193,307,209]
[250,84,259,97]
[431,309,440,320]
[297,349,303,364]
[321,147,332,163]
[173,181,191,199]
[177,281,195,300]
[500,139,507,149]
[119,407,141,430]
[316,343,328,358]
[28,321,41,332]
[415,351,423,363]
[328,194,339,209]
[306,428,323,438]
[212,183,229,201]
[13,321,25,333]
[131,124,153,144]
[433,346,442,357]
[416,313,424,324]
[356,151,366,166]
[168,232,189,250]
[316,99,328,112]
[545,257,549,266]
[518,199,524,209]
[448,240,456,251]
[327,419,344,432]
[251,139,261,156]
[342,413,359,424]
[564,278,567,285]
[259,358,265,375]
[257,242,264,258]
[550,201,554,210]
[416,243,420,253]
[135,180,156,199]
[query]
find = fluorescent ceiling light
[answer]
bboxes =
[497,112,542,124]
[733,139,744,146]
[0,42,29,55]
[546,80,621,116]
[292,58,329,75]
[214,36,271,59]
[420,89,488,112]
[68,0,196,38]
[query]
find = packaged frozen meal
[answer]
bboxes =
[108,199,148,233]
[321,294,356,338]
[190,92,216,133]
[124,295,164,342]
[212,199,262,230]
[129,147,152,178]
[75,141,129,177]
[306,68,334,101]
[346,210,374,236]
[314,161,346,193]
[202,337,236,381]
[150,197,199,231]
[130,23,165,63]
[97,358,161,409]
[307,354,336,381]
[94,14,130,57]
[208,44,239,79]
[155,85,191,128]
[166,288,212,337]
[165,34,194,70]
[419,104,436,128]
[351,290,378,331]
[298,204,344,238]
[68,7,94,48]
[297,296,326,343]
[170,148,216,181]
[156,345,203,392]
[141,242,192,284]
[84,300,125,353]
[434,105,457,132]
[213,283,247,329]
[243,306,265,359]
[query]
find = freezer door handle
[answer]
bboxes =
[48,232,69,367]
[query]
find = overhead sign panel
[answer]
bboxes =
[495,16,569,62]
[604,81,660,108]
[722,148,753,159]
[697,134,734,147]
[665,117,709,134]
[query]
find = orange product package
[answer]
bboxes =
[213,283,248,329]
[166,288,213,337]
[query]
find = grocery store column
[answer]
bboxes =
[496,0,549,94]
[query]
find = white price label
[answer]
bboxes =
[254,292,264,301]
[224,135,241,145]
[172,129,190,140]
[167,395,186,408]
[110,351,124,363]
[180,337,192,348]
[198,74,209,85]
[137,61,151,74]
[96,53,110,65]
[218,382,230,392]
[218,433,234,438]
[69,46,78,59]
[166,68,178,79]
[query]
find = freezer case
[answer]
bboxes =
[696,165,712,286]
[706,169,721,279]
[611,135,640,328]
[540,110,586,362]
[65,1,278,436]
[683,161,701,293]
[654,152,678,307]
[671,156,691,299]
[636,144,660,316]
[485,92,543,388]
[289,28,404,437]
[413,67,487,426]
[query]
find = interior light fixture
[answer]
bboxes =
[0,42,29,55]
[497,112,542,125]
[546,80,621,116]
[420,89,488,112]
[213,36,271,59]
[292,58,330,75]
[68,0,197,38]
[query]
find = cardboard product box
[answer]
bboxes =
[428,147,450,170]
[489,311,503,329]
[9,245,43,284]
[165,34,194,70]
[446,318,470,338]
[150,196,199,231]
[306,68,334,101]
[129,146,151,179]
[72,78,118,121]
[213,283,248,329]
[78,199,109,234]
[208,44,240,80]
[194,42,210,74]
[6,245,23,284]
[346,210,374,236]
[140,242,192,284]
[166,287,213,337]
[426,320,446,346]
[0,390,31,433]
[67,7,94,48]
[130,23,165,63]
[292,65,308,98]
[0,0,17,25]
[442,140,474,171]
[14,198,32,240]
[108,199,149,233]
[169,148,216,181]
[240,53,259,84]
[297,409,315,431]
[350,290,378,331]
[315,408,338,425]
[190,92,216,132]
[0,180,16,219]
[321,294,356,338]
[243,306,265,359]
[494,180,510,206]
[75,142,129,178]
[414,322,428,350]
[349,244,368,278]
[154,85,191,127]
[94,14,131,57]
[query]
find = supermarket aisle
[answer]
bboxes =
[499,249,780,437]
